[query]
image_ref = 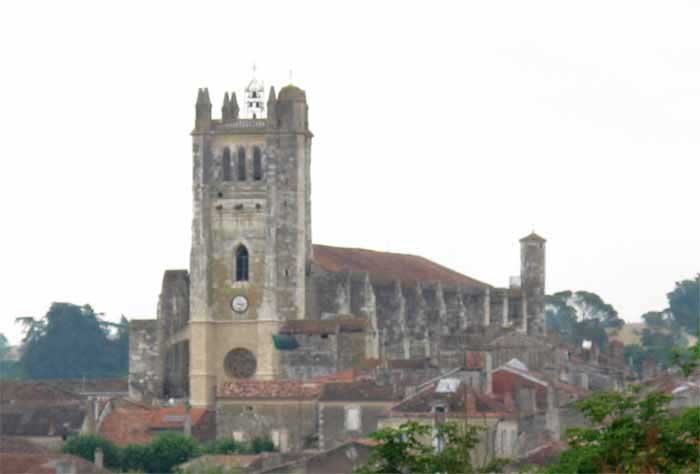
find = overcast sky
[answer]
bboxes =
[1,1,698,344]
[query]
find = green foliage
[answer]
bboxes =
[355,421,506,474]
[200,438,239,455]
[63,434,121,469]
[542,340,700,474]
[17,302,128,379]
[144,433,200,474]
[120,444,151,472]
[546,291,622,350]
[667,278,700,336]
[249,436,275,454]
[0,333,9,360]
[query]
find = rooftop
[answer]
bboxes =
[313,244,490,288]
[218,380,321,400]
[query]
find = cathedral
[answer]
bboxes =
[128,75,548,408]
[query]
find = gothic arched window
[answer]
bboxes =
[222,147,232,181]
[253,147,263,180]
[237,147,247,181]
[235,245,249,281]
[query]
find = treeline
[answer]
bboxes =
[64,432,274,473]
[7,302,129,379]
[545,276,699,374]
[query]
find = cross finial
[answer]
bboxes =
[252,63,257,77]
[288,69,294,84]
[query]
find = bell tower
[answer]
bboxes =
[189,76,313,407]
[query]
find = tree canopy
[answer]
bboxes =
[355,421,506,474]
[17,302,128,379]
[541,340,700,474]
[667,278,700,336]
[546,291,623,351]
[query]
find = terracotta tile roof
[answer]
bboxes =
[319,381,400,402]
[465,351,487,370]
[149,406,210,429]
[279,319,367,335]
[310,369,363,384]
[313,244,490,288]
[99,406,153,447]
[217,380,321,400]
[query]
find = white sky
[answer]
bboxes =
[1,1,699,344]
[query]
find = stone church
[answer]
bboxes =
[128,75,547,408]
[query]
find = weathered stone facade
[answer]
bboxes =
[128,77,549,413]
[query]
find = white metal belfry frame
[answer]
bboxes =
[244,64,265,119]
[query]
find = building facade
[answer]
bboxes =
[128,76,548,409]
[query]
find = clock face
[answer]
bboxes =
[231,295,249,313]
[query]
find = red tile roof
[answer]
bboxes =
[280,319,367,335]
[313,245,490,288]
[149,406,210,429]
[217,380,321,400]
[465,351,487,370]
[99,406,153,447]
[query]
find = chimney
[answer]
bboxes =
[94,447,104,470]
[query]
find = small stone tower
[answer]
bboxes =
[189,78,313,407]
[520,232,546,337]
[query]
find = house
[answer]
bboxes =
[379,378,517,464]
[0,436,109,474]
[216,380,322,452]
[318,380,401,450]
[0,381,89,450]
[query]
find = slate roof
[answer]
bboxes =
[319,381,400,402]
[0,381,84,404]
[390,381,511,417]
[0,404,86,437]
[217,380,321,400]
[313,244,490,288]
[0,453,109,474]
[520,232,546,243]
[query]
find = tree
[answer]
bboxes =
[0,333,9,360]
[355,421,506,474]
[667,278,700,336]
[546,291,623,350]
[17,302,128,379]
[63,434,121,469]
[144,433,200,474]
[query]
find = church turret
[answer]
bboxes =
[520,232,546,337]
[276,85,308,132]
[230,92,239,120]
[221,92,231,122]
[195,88,211,131]
[267,86,277,126]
